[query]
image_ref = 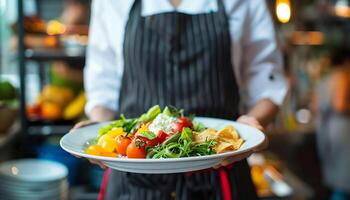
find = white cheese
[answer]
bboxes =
[148,113,177,135]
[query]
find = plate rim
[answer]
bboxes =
[60,117,265,163]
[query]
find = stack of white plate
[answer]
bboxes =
[0,159,69,200]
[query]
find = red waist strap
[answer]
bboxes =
[99,165,234,200]
[186,164,234,200]
[98,168,111,200]
[219,167,233,200]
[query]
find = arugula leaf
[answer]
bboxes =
[193,121,206,132]
[146,126,217,159]
[189,139,217,156]
[180,127,193,144]
[162,133,181,147]
[168,105,184,118]
[122,118,138,133]
[187,113,195,121]
[96,115,138,139]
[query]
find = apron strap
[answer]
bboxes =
[185,164,234,200]
[220,168,233,200]
[98,168,111,200]
[99,166,236,200]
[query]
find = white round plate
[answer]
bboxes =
[0,179,68,194]
[60,117,265,174]
[0,191,66,200]
[0,159,68,182]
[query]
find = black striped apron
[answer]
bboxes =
[104,0,257,199]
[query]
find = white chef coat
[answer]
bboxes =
[84,0,288,115]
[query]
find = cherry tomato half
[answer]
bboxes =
[171,117,193,133]
[136,136,158,147]
[126,140,146,158]
[171,122,185,133]
[157,130,168,144]
[145,138,159,147]
[179,117,193,128]
[115,135,131,155]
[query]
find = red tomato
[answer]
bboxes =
[145,138,159,147]
[139,131,170,147]
[126,140,146,158]
[171,122,185,133]
[115,135,131,155]
[157,130,168,144]
[136,134,159,147]
[136,136,158,147]
[179,117,193,128]
[171,118,193,133]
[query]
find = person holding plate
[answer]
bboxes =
[76,0,288,199]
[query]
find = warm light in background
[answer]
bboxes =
[276,0,291,23]
[334,0,350,18]
[291,31,324,45]
[46,20,66,35]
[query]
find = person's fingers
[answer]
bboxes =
[88,159,107,169]
[212,115,266,170]
[213,155,246,169]
[243,116,259,125]
[241,117,258,125]
[222,151,252,165]
[237,115,258,124]
[212,165,220,169]
[237,116,264,131]
[89,160,106,169]
[71,121,107,169]
[72,120,97,130]
[213,151,253,169]
[73,120,91,129]
[242,118,262,130]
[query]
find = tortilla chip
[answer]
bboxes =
[193,125,244,153]
[216,125,239,140]
[193,128,217,144]
[232,139,244,150]
[214,142,232,153]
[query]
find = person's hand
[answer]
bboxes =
[72,120,98,129]
[71,120,107,169]
[213,115,268,168]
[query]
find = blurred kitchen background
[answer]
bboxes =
[0,0,349,199]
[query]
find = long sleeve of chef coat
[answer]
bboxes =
[84,0,288,115]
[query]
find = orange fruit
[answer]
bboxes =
[41,102,62,120]
[26,103,42,119]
